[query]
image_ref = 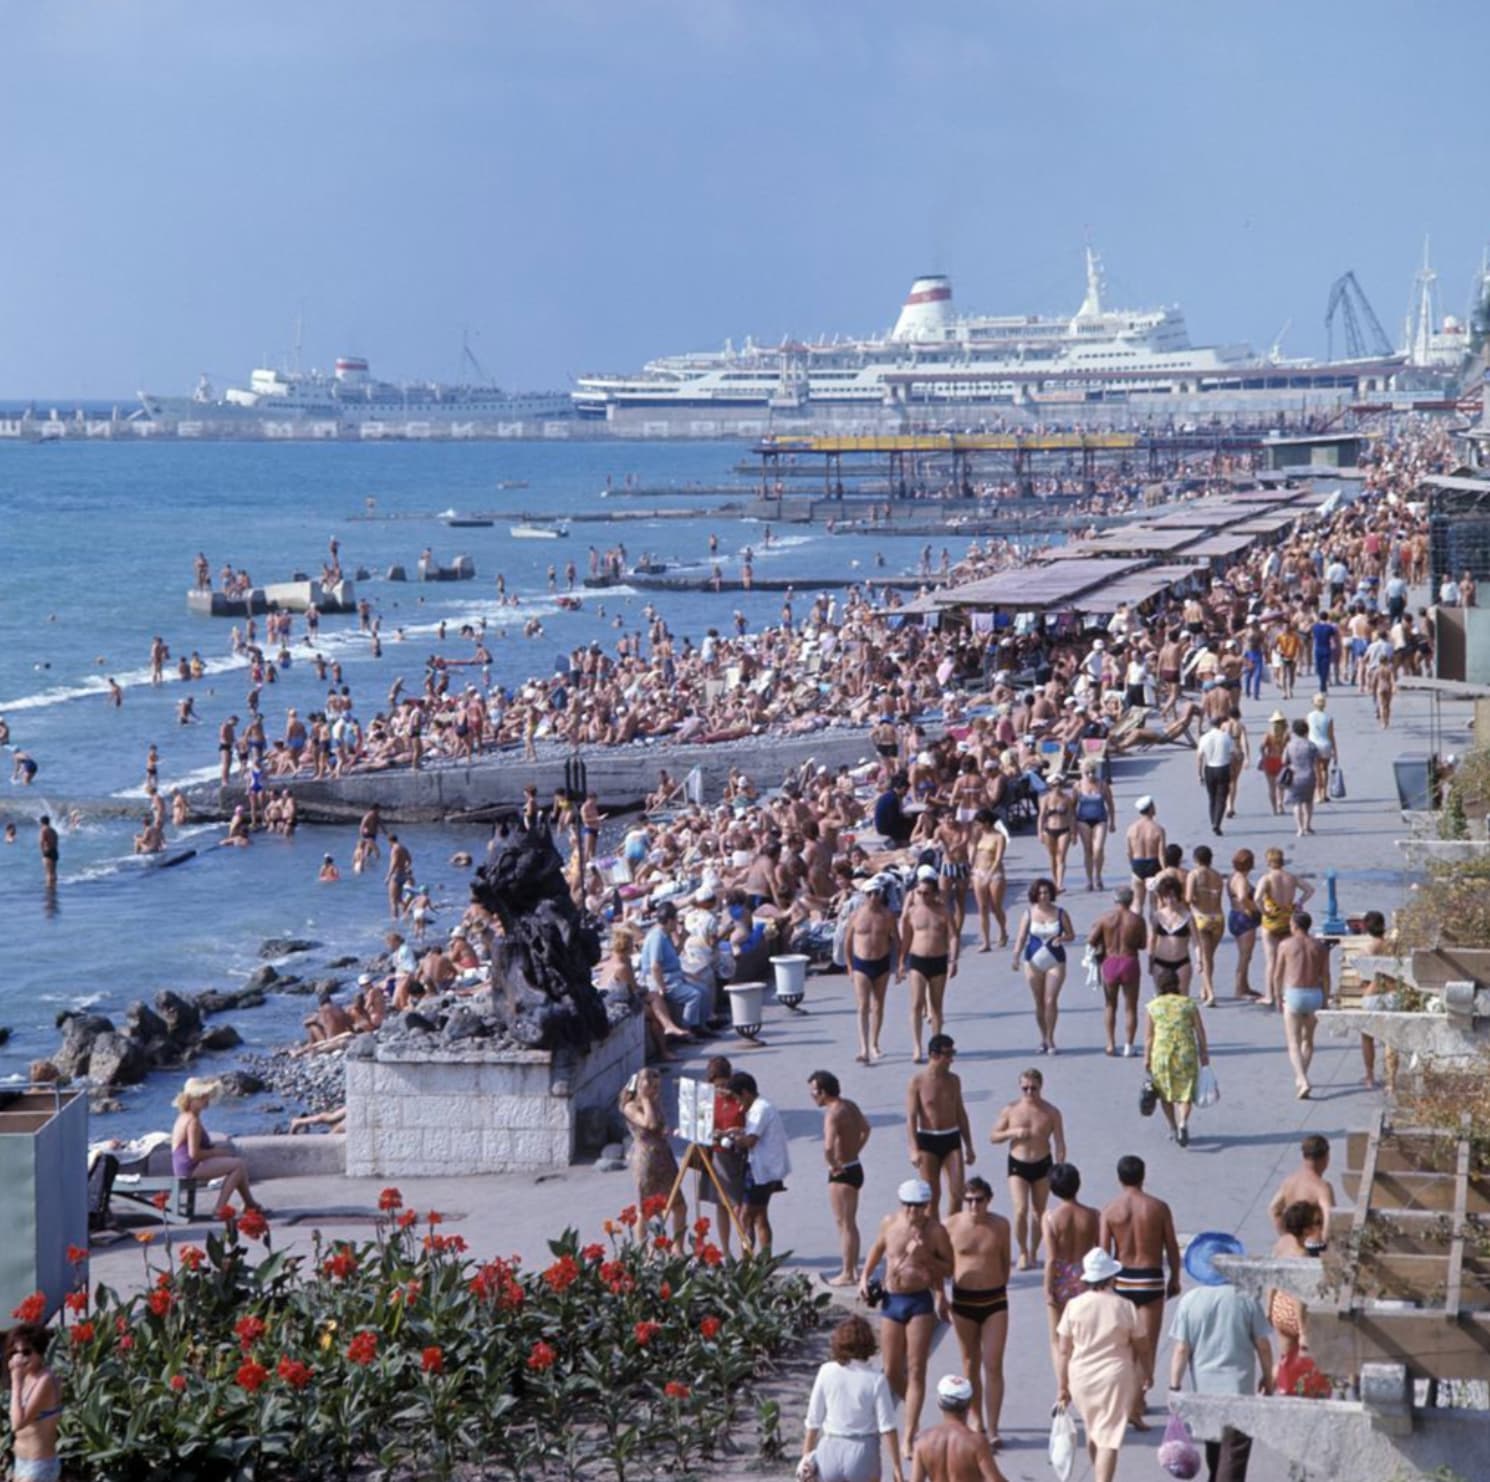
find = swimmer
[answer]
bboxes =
[106,678,123,708]
[319,854,340,882]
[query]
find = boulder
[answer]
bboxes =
[125,1000,169,1046]
[153,990,203,1042]
[259,937,319,959]
[197,1024,244,1052]
[441,1006,490,1043]
[194,986,267,1017]
[87,1031,149,1088]
[243,965,281,993]
[53,1013,116,1080]
[216,1069,266,1097]
[326,955,361,970]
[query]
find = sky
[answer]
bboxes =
[1,0,1487,398]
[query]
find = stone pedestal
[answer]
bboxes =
[344,1010,643,1177]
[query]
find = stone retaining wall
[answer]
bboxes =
[344,1010,644,1177]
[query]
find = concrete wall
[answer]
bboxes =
[344,1011,644,1177]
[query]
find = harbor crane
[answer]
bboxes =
[1324,271,1394,362]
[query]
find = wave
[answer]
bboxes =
[0,651,251,715]
[113,760,224,800]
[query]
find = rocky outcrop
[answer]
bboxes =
[52,987,246,1090]
[259,937,320,959]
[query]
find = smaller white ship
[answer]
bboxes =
[509,523,567,540]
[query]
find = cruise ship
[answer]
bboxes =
[140,354,571,426]
[572,251,1265,419]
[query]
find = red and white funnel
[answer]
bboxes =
[891,276,954,342]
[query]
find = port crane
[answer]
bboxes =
[1324,271,1394,362]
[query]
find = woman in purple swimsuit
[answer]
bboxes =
[170,1076,262,1214]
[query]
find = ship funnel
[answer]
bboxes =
[891,275,953,342]
[334,355,370,385]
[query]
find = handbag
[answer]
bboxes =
[1329,764,1346,800]
[1158,1411,1202,1478]
[1139,1076,1158,1117]
[1195,1064,1220,1109]
[1279,764,1294,790]
[1048,1402,1077,1481]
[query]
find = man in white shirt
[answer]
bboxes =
[728,1070,791,1252]
[1195,723,1236,836]
[1438,573,1460,606]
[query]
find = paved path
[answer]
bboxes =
[92,685,1471,1481]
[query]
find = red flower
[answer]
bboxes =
[396,1209,418,1231]
[169,1373,187,1393]
[603,1219,618,1236]
[659,1281,672,1302]
[426,1210,444,1226]
[653,1234,673,1253]
[234,1315,267,1349]
[641,1194,668,1221]
[64,1290,88,1314]
[346,1331,378,1366]
[581,1242,605,1263]
[618,1205,638,1228]
[526,1340,556,1372]
[70,1322,95,1345]
[218,1203,238,1222]
[147,1288,173,1317]
[420,1345,444,1375]
[235,1360,269,1393]
[697,1242,724,1267]
[178,1246,206,1273]
[277,1356,313,1390]
[323,1248,358,1281]
[499,1281,526,1310]
[378,1186,403,1212]
[118,1334,135,1352]
[66,1243,89,1266]
[664,1380,691,1400]
[692,1216,711,1241]
[114,1316,128,1334]
[236,1209,269,1242]
[151,1191,170,1212]
[699,1315,722,1340]
[543,1255,580,1292]
[633,1320,661,1347]
[10,1293,45,1324]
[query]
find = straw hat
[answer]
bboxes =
[174,1076,221,1110]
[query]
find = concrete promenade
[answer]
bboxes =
[92,685,1473,1481]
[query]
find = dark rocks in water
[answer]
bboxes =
[0,1027,9,1047]
[53,1014,116,1080]
[198,1024,244,1052]
[125,1000,169,1045]
[259,937,320,960]
[217,1069,266,1097]
[326,955,361,970]
[354,565,371,581]
[87,1031,149,1088]
[194,986,267,1016]
[471,819,607,1053]
[154,991,203,1043]
[301,977,344,999]
[243,965,281,993]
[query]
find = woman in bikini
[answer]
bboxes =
[1228,849,1263,1000]
[1011,878,1075,1055]
[1257,848,1314,1008]
[1148,876,1195,998]
[970,809,1009,952]
[951,754,985,846]
[6,1324,61,1482]
[1185,844,1226,1007]
[1072,760,1113,893]
[1037,773,1075,894]
[1257,711,1289,816]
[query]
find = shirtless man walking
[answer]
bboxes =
[1087,888,1147,1057]
[987,1067,1066,1271]
[848,878,896,1063]
[385,834,414,920]
[909,1375,1006,1482]
[218,715,238,787]
[899,866,958,1064]
[37,815,59,890]
[943,1177,1012,1447]
[1276,911,1332,1099]
[1100,1155,1181,1425]
[1125,797,1166,913]
[809,1069,871,1286]
[1269,1134,1336,1248]
[860,1178,954,1463]
[1040,1162,1101,1381]
[907,1034,976,1217]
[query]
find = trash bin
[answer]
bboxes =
[1392,753,1437,813]
[0,1087,89,1321]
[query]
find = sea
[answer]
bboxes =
[0,438,973,1136]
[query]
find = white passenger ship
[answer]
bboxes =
[572,250,1262,418]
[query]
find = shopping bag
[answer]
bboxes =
[1329,765,1347,800]
[1139,1076,1159,1118]
[1048,1402,1077,1481]
[1081,946,1102,990]
[1157,1411,1202,1478]
[1195,1065,1220,1109]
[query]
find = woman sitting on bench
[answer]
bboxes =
[171,1077,263,1215]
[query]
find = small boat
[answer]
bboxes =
[496,479,529,490]
[444,515,494,528]
[509,523,567,539]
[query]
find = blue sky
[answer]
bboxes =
[1,0,1486,397]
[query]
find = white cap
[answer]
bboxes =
[357,973,374,986]
[694,885,716,904]
[915,864,939,883]
[936,1374,974,1405]
[1135,795,1155,813]
[898,1178,933,1205]
[865,875,889,894]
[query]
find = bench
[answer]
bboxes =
[110,1145,223,1225]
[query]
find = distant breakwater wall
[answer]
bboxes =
[192,728,885,823]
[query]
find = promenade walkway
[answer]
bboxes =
[92,686,1471,1480]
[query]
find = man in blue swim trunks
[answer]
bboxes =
[860,1177,953,1461]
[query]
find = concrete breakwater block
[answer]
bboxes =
[187,589,268,617]
[386,564,407,582]
[417,555,475,582]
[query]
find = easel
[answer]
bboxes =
[662,1142,753,1256]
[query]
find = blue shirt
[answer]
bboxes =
[639,924,684,992]
[873,789,911,844]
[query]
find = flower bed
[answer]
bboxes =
[5,1194,828,1480]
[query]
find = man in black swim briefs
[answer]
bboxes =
[987,1067,1067,1271]
[943,1176,1013,1445]
[907,1034,976,1217]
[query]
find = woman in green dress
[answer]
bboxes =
[1144,965,1209,1147]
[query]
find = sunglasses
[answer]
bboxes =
[1020,1085,1038,1093]
[965,1194,990,1205]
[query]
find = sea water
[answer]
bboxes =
[0,439,942,1133]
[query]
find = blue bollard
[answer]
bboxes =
[1321,868,1348,936]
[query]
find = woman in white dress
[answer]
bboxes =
[799,1316,902,1482]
